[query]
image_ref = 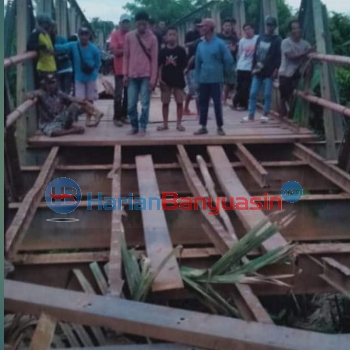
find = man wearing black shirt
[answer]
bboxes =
[185,18,202,48]
[158,27,187,131]
[217,18,239,104]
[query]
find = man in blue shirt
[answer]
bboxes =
[194,18,233,136]
[55,27,102,127]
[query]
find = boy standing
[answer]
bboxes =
[242,16,281,123]
[158,27,187,132]
[55,27,102,127]
[123,10,158,136]
[110,14,131,127]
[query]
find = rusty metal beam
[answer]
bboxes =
[235,144,269,188]
[308,52,350,66]
[293,143,350,194]
[5,280,348,350]
[4,51,37,69]
[5,99,37,129]
[320,258,350,298]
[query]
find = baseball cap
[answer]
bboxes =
[120,14,131,22]
[197,18,216,29]
[265,16,277,27]
[78,27,91,35]
[37,13,53,25]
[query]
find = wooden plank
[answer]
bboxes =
[293,143,350,194]
[235,143,269,188]
[320,258,350,298]
[59,323,80,347]
[54,345,201,350]
[29,313,56,350]
[207,146,287,251]
[109,145,124,297]
[177,146,272,324]
[136,155,183,292]
[71,324,94,347]
[90,262,109,295]
[5,147,59,257]
[5,280,347,350]
[72,269,107,345]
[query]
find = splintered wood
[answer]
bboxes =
[136,155,183,292]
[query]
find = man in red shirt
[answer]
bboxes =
[110,14,131,127]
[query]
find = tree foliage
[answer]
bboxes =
[90,17,115,38]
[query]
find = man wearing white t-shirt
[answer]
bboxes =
[233,24,258,110]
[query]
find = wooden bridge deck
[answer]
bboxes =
[28,94,315,147]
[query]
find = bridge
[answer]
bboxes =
[4,0,350,349]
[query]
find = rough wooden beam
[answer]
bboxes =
[90,262,109,295]
[29,313,56,350]
[5,147,59,257]
[5,280,347,350]
[177,146,272,324]
[108,145,124,297]
[293,143,350,194]
[136,155,183,292]
[207,146,287,251]
[54,345,201,350]
[235,143,269,188]
[320,258,350,298]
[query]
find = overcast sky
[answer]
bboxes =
[4,0,349,24]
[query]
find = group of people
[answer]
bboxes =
[25,10,313,138]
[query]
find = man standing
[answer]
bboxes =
[123,10,158,136]
[279,20,313,118]
[242,16,281,123]
[194,18,233,136]
[217,18,239,105]
[27,14,57,82]
[110,14,131,127]
[55,27,102,127]
[233,23,258,110]
[185,18,202,48]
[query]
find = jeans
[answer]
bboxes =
[114,75,128,121]
[198,83,223,128]
[58,72,73,95]
[248,75,273,118]
[127,77,151,131]
[233,70,252,109]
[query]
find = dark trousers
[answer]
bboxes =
[233,70,252,109]
[199,83,223,128]
[58,72,73,95]
[114,75,128,121]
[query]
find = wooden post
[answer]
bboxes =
[262,0,279,34]
[232,0,246,38]
[312,0,336,160]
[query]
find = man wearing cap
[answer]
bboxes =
[194,18,233,136]
[55,26,102,127]
[242,16,282,123]
[110,14,131,127]
[123,10,158,136]
[27,13,57,81]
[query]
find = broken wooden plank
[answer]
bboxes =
[109,145,124,297]
[29,313,56,350]
[293,143,350,194]
[178,146,272,324]
[5,280,346,350]
[72,269,107,345]
[320,258,350,298]
[207,146,287,252]
[136,155,183,292]
[5,146,59,257]
[71,324,94,347]
[59,323,80,347]
[235,143,269,188]
[90,262,109,295]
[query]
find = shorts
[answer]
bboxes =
[279,75,299,100]
[75,80,98,101]
[185,70,198,98]
[161,85,184,104]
